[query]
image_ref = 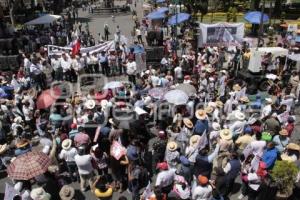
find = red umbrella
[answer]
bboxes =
[36,87,61,109]
[7,151,51,180]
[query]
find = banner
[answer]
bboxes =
[198,23,245,47]
[110,141,126,160]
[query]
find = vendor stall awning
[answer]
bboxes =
[25,14,61,25]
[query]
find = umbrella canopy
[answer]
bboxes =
[175,84,197,96]
[164,89,189,105]
[168,13,191,25]
[148,87,168,99]
[129,44,145,53]
[25,14,61,25]
[146,11,166,20]
[7,151,51,180]
[36,87,61,109]
[244,11,269,24]
[156,7,169,13]
[103,81,123,89]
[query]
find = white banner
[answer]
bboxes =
[198,23,245,47]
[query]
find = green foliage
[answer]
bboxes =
[271,160,299,193]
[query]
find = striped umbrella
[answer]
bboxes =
[7,151,51,180]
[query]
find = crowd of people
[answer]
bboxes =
[0,1,300,200]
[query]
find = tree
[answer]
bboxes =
[184,0,208,22]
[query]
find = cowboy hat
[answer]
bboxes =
[215,101,224,108]
[16,139,30,148]
[265,98,273,104]
[59,185,75,200]
[183,118,193,129]
[240,96,250,103]
[30,187,51,200]
[235,111,246,121]
[220,129,233,140]
[0,143,7,155]
[279,129,288,136]
[233,84,241,91]
[287,143,300,151]
[205,106,214,114]
[14,116,23,124]
[189,135,200,146]
[212,122,221,131]
[85,99,96,109]
[195,109,207,120]
[167,141,178,151]
[61,139,72,150]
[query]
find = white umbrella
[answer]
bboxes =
[103,81,123,89]
[164,89,189,105]
[25,14,61,25]
[175,84,197,96]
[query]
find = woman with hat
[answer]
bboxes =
[219,129,234,153]
[182,118,194,137]
[272,129,290,153]
[165,141,180,169]
[59,139,79,182]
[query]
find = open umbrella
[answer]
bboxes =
[146,11,166,20]
[103,81,123,89]
[168,13,190,25]
[175,84,197,96]
[164,89,188,105]
[7,151,51,180]
[244,11,269,24]
[148,87,168,99]
[36,87,61,109]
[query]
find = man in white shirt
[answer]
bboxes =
[59,139,78,181]
[74,146,95,192]
[125,58,137,84]
[51,54,63,81]
[174,65,183,81]
[60,53,72,81]
[155,162,176,195]
[136,27,143,44]
[192,175,213,200]
[261,98,273,119]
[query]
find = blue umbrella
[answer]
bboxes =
[146,11,165,20]
[244,11,269,24]
[155,0,165,3]
[156,7,169,13]
[168,13,190,25]
[130,45,145,54]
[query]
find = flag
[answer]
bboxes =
[72,39,81,56]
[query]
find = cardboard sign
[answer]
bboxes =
[110,141,126,160]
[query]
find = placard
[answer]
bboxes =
[110,141,126,160]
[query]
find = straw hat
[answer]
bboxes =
[265,98,273,104]
[167,141,178,151]
[281,154,295,162]
[85,99,96,109]
[0,143,7,155]
[30,187,51,200]
[287,143,300,151]
[216,101,224,108]
[233,84,241,91]
[61,139,72,150]
[240,96,250,103]
[183,118,193,129]
[195,109,207,120]
[205,106,214,114]
[235,111,246,121]
[16,139,30,148]
[220,129,232,140]
[189,135,200,146]
[59,185,75,200]
[279,129,288,136]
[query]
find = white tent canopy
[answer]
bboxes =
[25,14,62,26]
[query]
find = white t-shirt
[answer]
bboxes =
[192,185,213,200]
[155,169,176,187]
[60,57,72,72]
[75,154,93,175]
[126,61,137,75]
[174,66,182,79]
[59,147,78,162]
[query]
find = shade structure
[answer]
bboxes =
[168,13,191,25]
[175,83,197,96]
[146,11,166,20]
[7,151,51,180]
[164,89,189,105]
[156,7,169,13]
[36,87,61,109]
[148,87,168,99]
[103,81,123,89]
[244,11,269,24]
[25,14,61,25]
